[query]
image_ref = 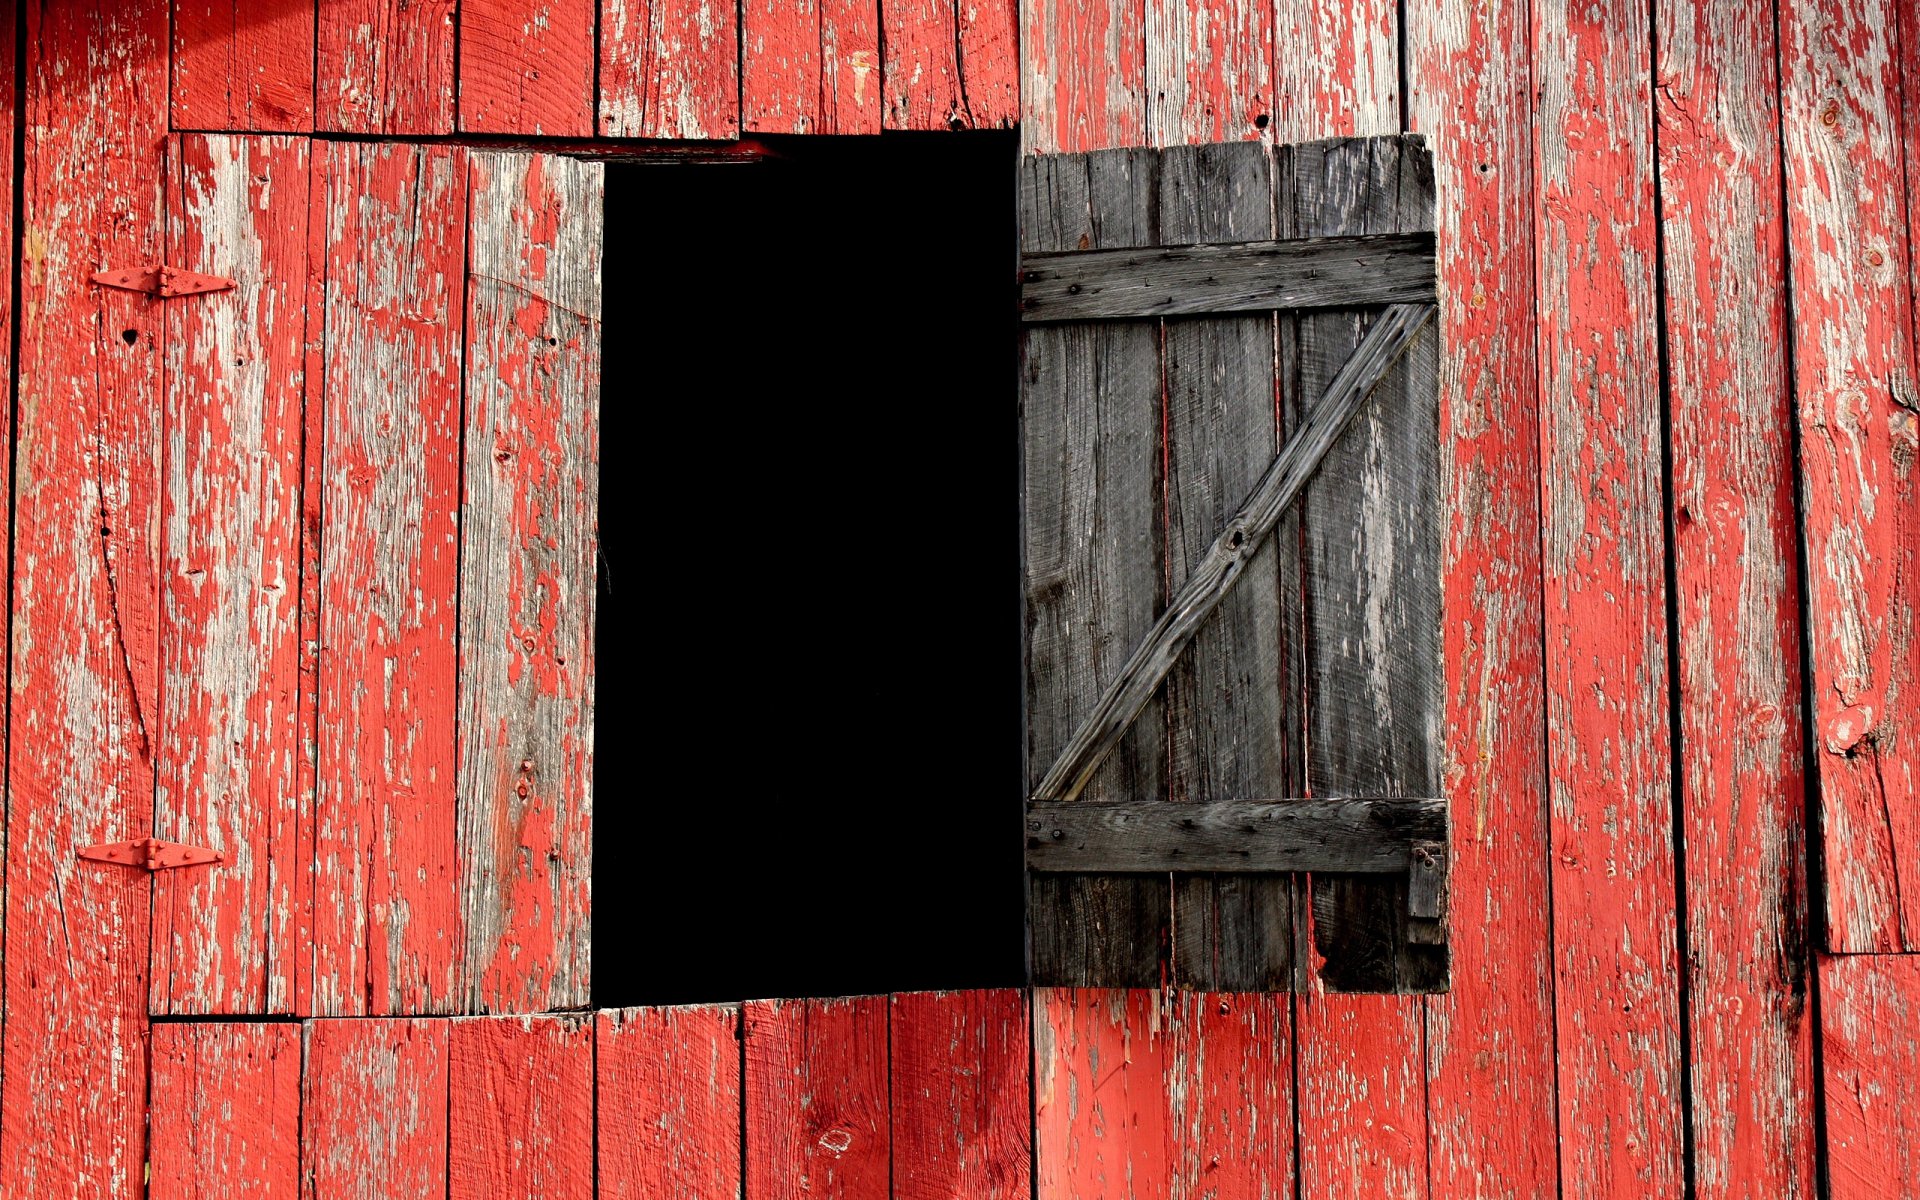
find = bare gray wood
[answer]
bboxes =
[1027,299,1436,809]
[1282,134,1449,993]
[1158,141,1297,991]
[1027,798,1447,873]
[1019,230,1436,322]
[1408,840,1448,944]
[1022,148,1172,987]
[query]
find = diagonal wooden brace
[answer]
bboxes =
[1028,301,1439,806]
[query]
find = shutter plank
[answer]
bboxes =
[311,141,468,1016]
[1022,148,1171,987]
[316,0,455,134]
[890,990,1031,1200]
[170,0,316,131]
[154,133,310,1016]
[456,151,600,1013]
[448,1015,594,1200]
[598,0,740,139]
[1159,140,1295,990]
[302,1019,450,1199]
[1279,135,1446,992]
[597,1005,743,1199]
[458,0,596,136]
[744,996,890,1200]
[150,1022,302,1200]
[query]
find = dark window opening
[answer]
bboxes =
[596,132,1024,1006]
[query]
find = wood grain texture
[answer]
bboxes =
[1144,0,1269,146]
[891,990,1031,1200]
[154,133,311,1018]
[744,996,890,1200]
[599,0,740,139]
[149,1022,302,1200]
[1822,955,1920,1198]
[883,0,1018,129]
[302,1018,450,1199]
[1022,148,1170,987]
[171,0,316,130]
[1535,0,1686,1188]
[1019,231,1437,322]
[1779,0,1919,954]
[1653,0,1815,1194]
[448,1015,594,1199]
[310,140,468,1016]
[1269,0,1396,145]
[742,0,882,133]
[1028,797,1446,872]
[597,1005,743,1199]
[1019,0,1145,152]
[1297,993,1429,1196]
[459,0,596,136]
[1404,0,1559,1186]
[1,0,166,1193]
[316,0,456,133]
[456,151,601,1014]
[1033,988,1293,1199]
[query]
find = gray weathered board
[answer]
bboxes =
[1019,134,1445,993]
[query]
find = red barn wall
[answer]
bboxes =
[4,0,1914,1196]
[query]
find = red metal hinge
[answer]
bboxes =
[77,837,223,872]
[90,264,234,298]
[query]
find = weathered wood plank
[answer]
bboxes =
[599,0,740,139]
[1019,231,1437,322]
[1298,994,1430,1195]
[891,990,1030,1199]
[1652,0,1816,1193]
[597,1005,742,1199]
[1,1,165,1192]
[310,140,468,1016]
[448,1015,594,1199]
[153,133,310,1018]
[1030,299,1436,809]
[1535,0,1686,1185]
[1028,797,1447,873]
[456,151,601,1014]
[744,996,889,1200]
[1270,0,1397,144]
[150,1022,302,1200]
[171,0,315,130]
[882,0,1019,129]
[1780,0,1919,954]
[1019,0,1145,153]
[1022,147,1170,987]
[1404,0,1560,1186]
[742,0,883,133]
[1033,988,1293,1198]
[458,0,596,136]
[1144,0,1269,145]
[316,0,456,134]
[302,1019,450,1199]
[1822,955,1920,1198]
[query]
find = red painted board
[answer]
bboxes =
[448,1015,594,1200]
[881,0,1017,130]
[1142,0,1269,145]
[153,133,311,1018]
[171,0,315,130]
[1822,955,1920,1198]
[745,995,889,1200]
[1019,0,1145,153]
[743,0,883,133]
[459,0,595,136]
[309,140,468,1016]
[1403,0,1560,1192]
[302,1018,450,1199]
[599,0,740,139]
[890,990,1031,1200]
[0,0,166,1194]
[597,1005,742,1199]
[456,151,601,1014]
[1651,1,1816,1196]
[150,1022,302,1200]
[316,0,455,133]
[1296,992,1428,1196]
[1269,0,1397,144]
[1534,0,1687,1190]
[1033,989,1292,1199]
[1779,0,1920,954]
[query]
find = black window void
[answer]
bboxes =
[596,133,1024,1005]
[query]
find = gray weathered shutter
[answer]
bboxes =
[1020,134,1447,993]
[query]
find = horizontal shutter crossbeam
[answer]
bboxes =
[1019,231,1435,322]
[1026,797,1446,873]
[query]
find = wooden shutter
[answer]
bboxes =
[1021,133,1446,993]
